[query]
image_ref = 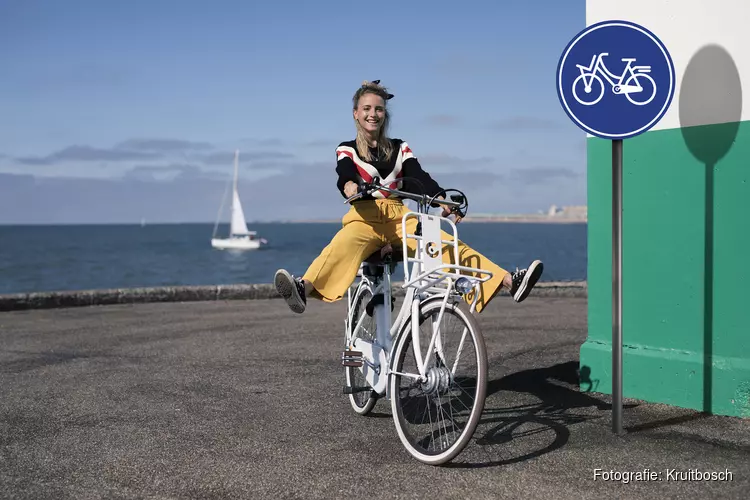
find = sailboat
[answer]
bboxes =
[210,149,268,250]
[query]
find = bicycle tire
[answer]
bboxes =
[624,73,657,106]
[344,283,378,415]
[389,296,487,465]
[572,73,604,106]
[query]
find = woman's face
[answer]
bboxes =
[353,92,386,135]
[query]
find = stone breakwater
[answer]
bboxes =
[0,281,587,312]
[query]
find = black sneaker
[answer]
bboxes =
[274,269,306,313]
[510,260,543,303]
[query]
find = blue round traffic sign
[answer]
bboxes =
[556,20,676,139]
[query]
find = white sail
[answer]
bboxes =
[210,148,267,250]
[230,188,251,235]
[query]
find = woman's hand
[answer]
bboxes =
[437,196,463,224]
[344,181,359,198]
[442,207,463,224]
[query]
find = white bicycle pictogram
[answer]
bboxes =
[572,53,657,106]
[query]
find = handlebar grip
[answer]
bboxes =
[358,176,381,194]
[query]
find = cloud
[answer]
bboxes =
[16,145,162,165]
[114,138,215,152]
[416,153,495,167]
[0,163,584,224]
[198,150,296,166]
[429,171,504,189]
[123,162,283,183]
[123,163,225,182]
[302,139,332,148]
[424,115,461,126]
[9,138,298,171]
[508,167,582,185]
[239,138,284,148]
[490,116,561,130]
[0,170,342,224]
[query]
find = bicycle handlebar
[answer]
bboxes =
[344,177,464,209]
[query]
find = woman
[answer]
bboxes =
[274,80,543,314]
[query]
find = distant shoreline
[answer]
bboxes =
[0,217,587,226]
[273,217,588,224]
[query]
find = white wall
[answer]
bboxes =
[586,0,749,131]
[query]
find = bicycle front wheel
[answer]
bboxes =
[389,297,487,465]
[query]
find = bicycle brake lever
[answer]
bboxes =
[344,192,364,204]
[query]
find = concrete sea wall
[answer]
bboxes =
[0,281,587,312]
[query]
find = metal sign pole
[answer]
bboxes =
[612,139,623,435]
[556,20,675,435]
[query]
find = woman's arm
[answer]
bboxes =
[335,150,359,198]
[403,158,443,197]
[400,142,444,206]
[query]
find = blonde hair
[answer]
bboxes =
[353,80,394,162]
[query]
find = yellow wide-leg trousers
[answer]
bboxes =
[302,199,509,314]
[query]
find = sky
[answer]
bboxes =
[0,0,587,224]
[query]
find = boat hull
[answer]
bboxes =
[211,237,265,250]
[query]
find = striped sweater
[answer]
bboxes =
[335,138,443,201]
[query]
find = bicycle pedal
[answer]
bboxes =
[341,350,364,367]
[343,385,372,394]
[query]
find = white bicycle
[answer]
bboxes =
[572,52,657,106]
[341,178,493,465]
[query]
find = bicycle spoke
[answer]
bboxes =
[391,299,486,462]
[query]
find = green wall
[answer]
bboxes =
[579,121,750,417]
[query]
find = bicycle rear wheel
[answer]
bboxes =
[389,297,487,465]
[344,284,378,415]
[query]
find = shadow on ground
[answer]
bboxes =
[447,361,637,468]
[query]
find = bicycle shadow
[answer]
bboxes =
[445,361,635,468]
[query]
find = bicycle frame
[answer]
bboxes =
[577,53,651,90]
[344,186,493,401]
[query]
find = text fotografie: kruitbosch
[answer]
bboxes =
[594,468,733,482]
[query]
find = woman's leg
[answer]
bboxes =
[387,216,542,314]
[301,219,384,303]
[274,205,386,313]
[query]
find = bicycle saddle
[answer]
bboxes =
[363,243,403,265]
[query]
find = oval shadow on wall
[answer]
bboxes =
[678,44,742,415]
[679,44,742,163]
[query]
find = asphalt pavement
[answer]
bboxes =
[1,296,748,499]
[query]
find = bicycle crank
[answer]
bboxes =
[342,385,374,395]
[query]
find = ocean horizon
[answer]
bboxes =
[0,222,587,295]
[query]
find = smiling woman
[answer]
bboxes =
[273,79,544,315]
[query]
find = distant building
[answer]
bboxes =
[548,204,587,220]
